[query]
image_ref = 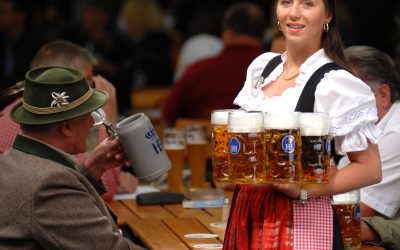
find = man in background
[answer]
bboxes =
[162,2,266,126]
[361,216,400,249]
[344,46,400,219]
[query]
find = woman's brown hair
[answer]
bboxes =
[322,0,346,67]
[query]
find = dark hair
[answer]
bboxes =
[221,2,266,40]
[345,46,400,102]
[322,0,346,67]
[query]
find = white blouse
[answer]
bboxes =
[234,49,380,154]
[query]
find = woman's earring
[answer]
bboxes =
[323,23,330,32]
[278,21,281,31]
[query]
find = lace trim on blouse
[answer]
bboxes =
[331,100,377,136]
[332,101,380,154]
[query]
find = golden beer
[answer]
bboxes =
[228,111,265,183]
[212,124,229,181]
[211,109,239,182]
[165,148,185,192]
[187,143,208,188]
[332,190,362,250]
[300,112,331,183]
[264,112,301,183]
[334,204,362,250]
[301,135,331,183]
[185,125,208,189]
[163,128,186,192]
[265,129,301,182]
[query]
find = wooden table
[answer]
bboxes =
[108,199,383,250]
[107,199,226,249]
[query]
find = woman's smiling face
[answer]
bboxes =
[276,0,332,49]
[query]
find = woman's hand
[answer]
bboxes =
[273,183,301,199]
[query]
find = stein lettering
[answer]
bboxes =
[152,138,163,154]
[145,128,156,140]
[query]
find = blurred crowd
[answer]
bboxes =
[0,0,399,115]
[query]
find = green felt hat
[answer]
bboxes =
[11,67,108,125]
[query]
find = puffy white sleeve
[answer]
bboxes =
[315,69,381,154]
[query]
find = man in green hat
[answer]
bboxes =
[0,39,137,198]
[0,66,143,249]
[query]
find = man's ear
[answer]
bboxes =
[59,120,74,137]
[378,84,391,108]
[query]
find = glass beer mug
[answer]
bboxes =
[299,112,331,183]
[185,124,208,189]
[228,111,265,183]
[264,111,301,183]
[332,189,362,250]
[211,109,235,182]
[163,127,186,192]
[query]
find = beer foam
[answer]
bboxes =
[300,113,330,135]
[164,144,186,150]
[301,127,329,136]
[332,190,360,204]
[228,111,263,132]
[264,112,300,129]
[211,109,241,125]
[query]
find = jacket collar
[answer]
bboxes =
[12,134,75,169]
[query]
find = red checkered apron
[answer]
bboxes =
[223,185,333,249]
[293,196,333,249]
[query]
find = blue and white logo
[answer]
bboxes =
[145,127,163,154]
[326,139,331,154]
[354,204,361,221]
[282,135,295,153]
[229,137,240,155]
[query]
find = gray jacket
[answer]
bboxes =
[0,134,142,249]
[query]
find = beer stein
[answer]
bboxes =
[185,124,208,189]
[228,111,265,183]
[163,128,186,192]
[211,109,240,182]
[299,112,331,183]
[264,111,301,183]
[332,189,362,250]
[115,113,171,182]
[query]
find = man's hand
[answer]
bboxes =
[361,220,380,242]
[83,138,130,180]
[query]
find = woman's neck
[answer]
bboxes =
[285,42,322,68]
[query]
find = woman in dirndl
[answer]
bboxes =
[223,0,382,249]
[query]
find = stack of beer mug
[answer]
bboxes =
[211,110,331,184]
[211,109,361,249]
